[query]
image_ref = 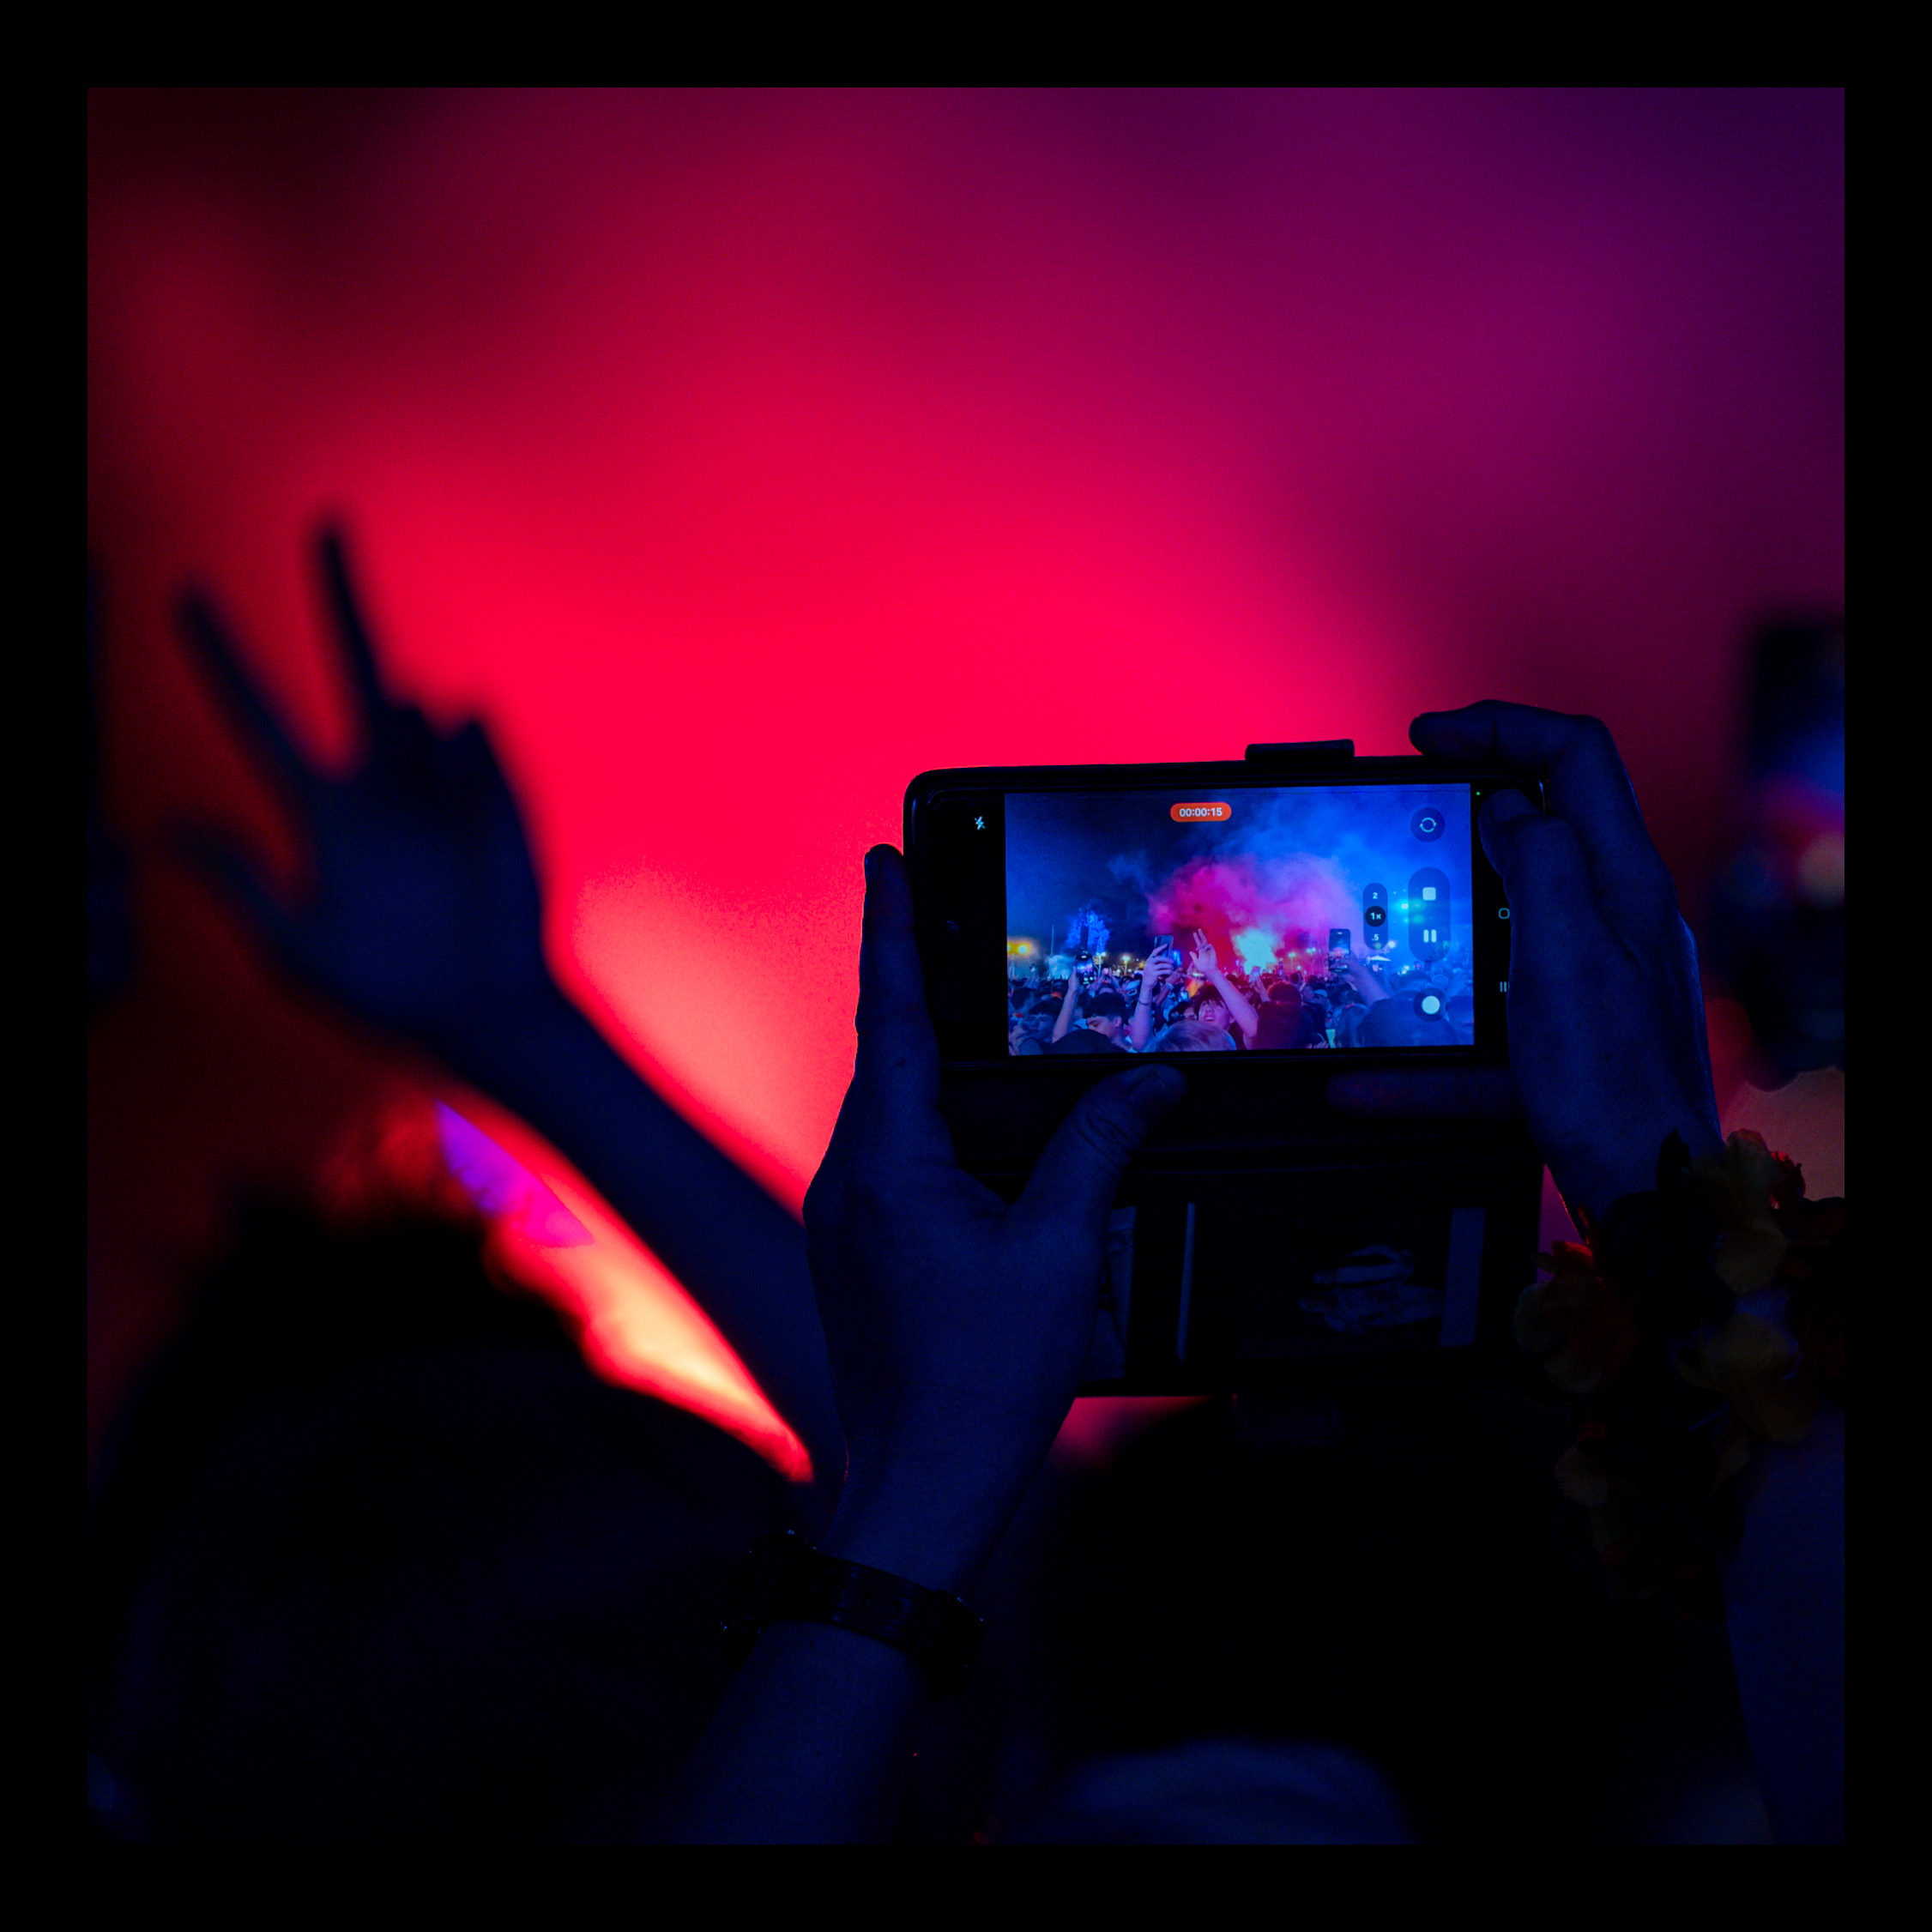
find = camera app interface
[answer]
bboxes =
[1005,783,1474,1055]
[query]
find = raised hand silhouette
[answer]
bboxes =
[176,528,843,1500]
[178,532,549,1059]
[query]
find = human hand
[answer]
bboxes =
[1344,954,1391,1012]
[1334,948,1390,1003]
[177,531,552,1066]
[803,848,1184,1591]
[1329,702,1722,1226]
[1186,929,1218,976]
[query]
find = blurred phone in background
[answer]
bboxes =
[1706,620,1844,1081]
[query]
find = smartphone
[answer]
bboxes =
[906,747,1541,1398]
[908,751,1523,1065]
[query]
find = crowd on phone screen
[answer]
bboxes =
[1006,937,1478,1055]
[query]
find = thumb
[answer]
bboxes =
[1476,788,1538,878]
[1479,790,1597,923]
[1014,1066,1186,1237]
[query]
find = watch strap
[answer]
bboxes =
[721,1531,985,1698]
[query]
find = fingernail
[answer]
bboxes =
[1126,1066,1186,1115]
[1484,789,1533,823]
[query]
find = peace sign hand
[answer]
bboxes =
[178,529,552,1062]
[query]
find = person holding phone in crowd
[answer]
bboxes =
[120,542,1839,1844]
[1126,942,1180,1051]
[659,700,1841,1845]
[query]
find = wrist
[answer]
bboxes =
[426,975,589,1092]
[1550,1114,1726,1229]
[821,1492,1007,1601]
[824,1434,1036,1597]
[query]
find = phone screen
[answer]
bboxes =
[1002,780,1478,1054]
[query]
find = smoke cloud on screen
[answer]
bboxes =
[1146,852,1355,967]
[1058,786,1457,969]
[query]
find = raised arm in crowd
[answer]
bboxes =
[154,556,1839,1844]
[1126,943,1178,1049]
[1184,930,1259,1045]
[175,532,845,1501]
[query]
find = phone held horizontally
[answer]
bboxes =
[904,739,1545,1400]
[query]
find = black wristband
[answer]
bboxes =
[721,1531,986,1699]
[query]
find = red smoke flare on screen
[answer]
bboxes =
[1146,853,1356,968]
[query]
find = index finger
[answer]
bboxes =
[844,845,951,1157]
[1410,701,1673,909]
[316,528,393,736]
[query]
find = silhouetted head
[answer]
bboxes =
[1150,1019,1235,1054]
[89,1202,792,1842]
[1045,1026,1129,1055]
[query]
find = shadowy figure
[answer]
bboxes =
[89,1199,793,1841]
[171,530,841,1492]
[97,565,1840,1843]
[652,705,1840,1844]
[89,527,851,1839]
[1024,1393,1610,1842]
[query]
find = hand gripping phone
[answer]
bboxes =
[906,740,1545,1398]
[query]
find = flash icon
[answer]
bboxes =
[975,816,986,830]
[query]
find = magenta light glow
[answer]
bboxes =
[88,90,1842,1461]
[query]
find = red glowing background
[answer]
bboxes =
[88,90,1844,1470]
